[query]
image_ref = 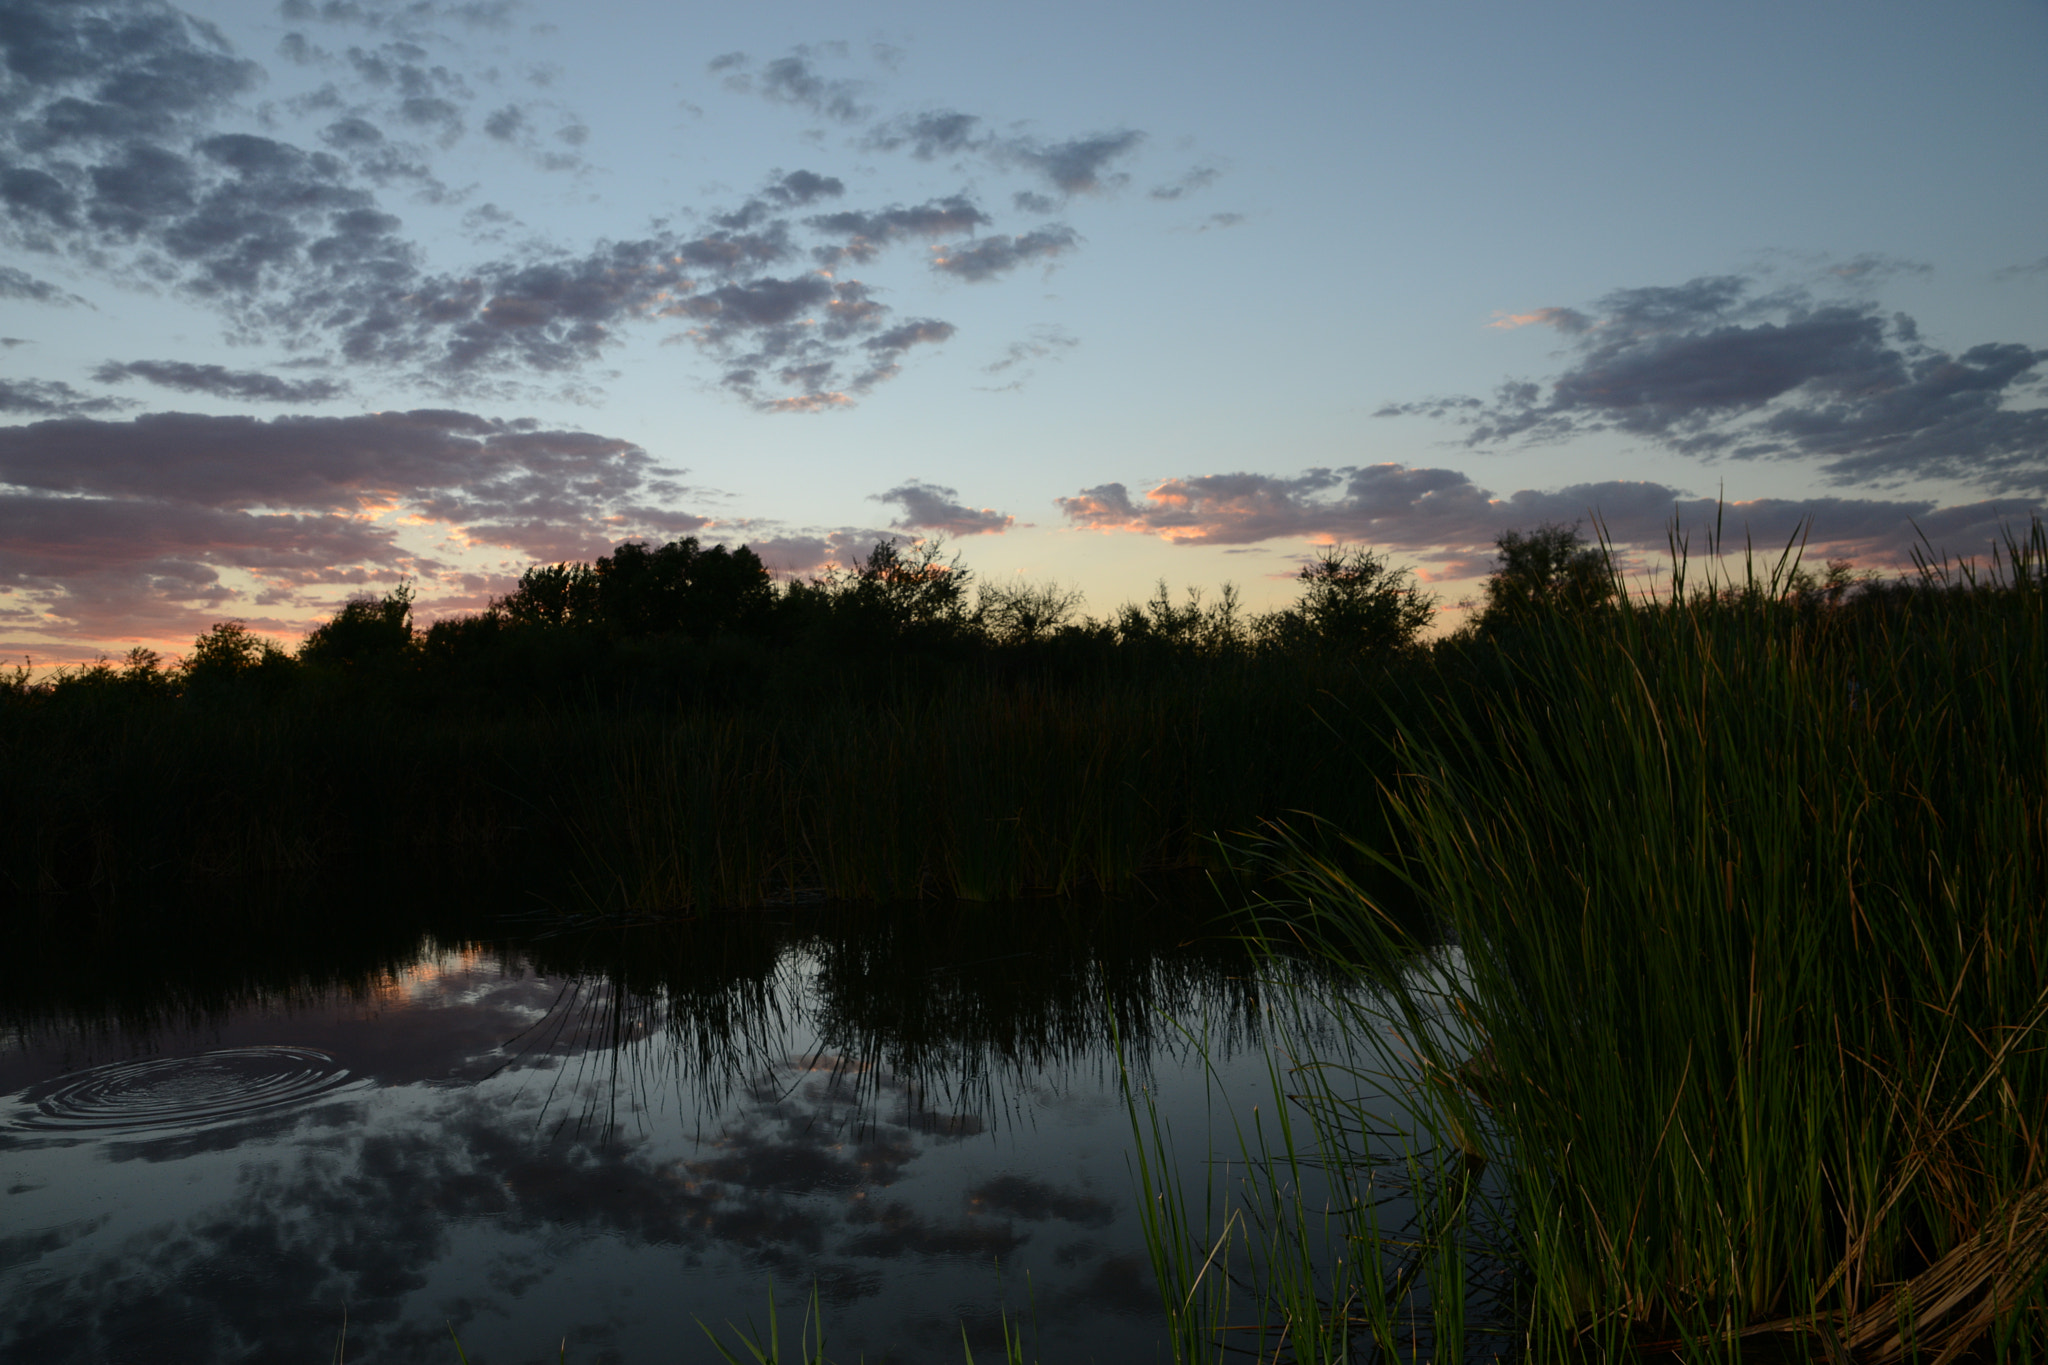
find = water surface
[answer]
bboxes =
[2,892,1297,1364]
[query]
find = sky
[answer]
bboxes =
[2,0,2045,663]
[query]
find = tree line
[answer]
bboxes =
[10,519,1902,709]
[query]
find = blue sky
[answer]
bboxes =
[3,0,2044,660]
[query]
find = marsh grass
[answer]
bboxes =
[1163,517,2048,1362]
[1125,969,1524,1364]
[0,662,1389,909]
[691,1281,1036,1365]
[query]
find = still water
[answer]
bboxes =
[1,891,1314,1364]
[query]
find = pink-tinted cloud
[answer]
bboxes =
[0,408,715,650]
[1058,463,2044,583]
[742,529,896,578]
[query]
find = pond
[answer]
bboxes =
[0,881,1327,1364]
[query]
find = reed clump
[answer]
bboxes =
[1231,517,2048,1362]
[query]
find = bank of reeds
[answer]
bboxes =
[0,663,1397,907]
[1145,520,2048,1362]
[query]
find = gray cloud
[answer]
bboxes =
[852,319,956,392]
[1822,253,1932,287]
[0,264,85,305]
[1994,256,2048,281]
[872,480,1014,537]
[0,409,651,514]
[985,325,1077,376]
[931,226,1077,282]
[277,0,518,40]
[806,196,989,265]
[863,110,985,160]
[1057,462,2043,581]
[0,7,1173,413]
[0,377,127,417]
[1010,131,1143,195]
[1148,165,1218,201]
[1380,274,2048,495]
[93,360,348,403]
[741,528,896,577]
[0,7,962,411]
[713,169,847,231]
[978,325,1077,392]
[713,48,870,124]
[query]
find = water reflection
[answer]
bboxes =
[0,895,1293,1364]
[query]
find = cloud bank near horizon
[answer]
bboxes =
[0,405,1021,651]
[0,408,704,643]
[1059,464,2042,582]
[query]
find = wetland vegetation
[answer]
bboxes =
[6,515,2045,1362]
[1141,516,2048,1363]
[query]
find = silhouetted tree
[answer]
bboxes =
[1474,522,1615,633]
[595,539,774,638]
[1786,557,1876,611]
[179,620,294,697]
[1257,545,1436,655]
[1114,581,1247,658]
[299,583,415,670]
[787,538,972,646]
[494,539,774,640]
[974,579,1085,646]
[497,562,599,629]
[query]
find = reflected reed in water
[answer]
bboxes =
[0,879,1320,1365]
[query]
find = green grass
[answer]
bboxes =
[1139,519,2048,1362]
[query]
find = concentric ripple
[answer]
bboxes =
[11,1046,357,1133]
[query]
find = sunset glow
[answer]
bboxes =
[0,1,2039,664]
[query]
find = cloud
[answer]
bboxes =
[1823,253,1932,287]
[1383,273,2048,495]
[0,491,410,641]
[741,529,893,577]
[277,0,517,40]
[978,325,1076,391]
[1486,306,1590,332]
[0,6,1178,414]
[852,318,956,391]
[931,226,1078,282]
[0,378,126,417]
[864,109,1145,197]
[862,109,986,160]
[0,408,705,641]
[93,360,348,403]
[1148,165,1218,201]
[1009,131,1143,195]
[872,480,1014,537]
[0,265,85,305]
[806,196,989,265]
[1057,462,2043,581]
[0,9,955,414]
[712,48,871,123]
[714,169,847,230]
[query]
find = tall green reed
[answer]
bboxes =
[1125,957,1523,1364]
[1240,517,2048,1361]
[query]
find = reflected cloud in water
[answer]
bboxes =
[0,900,1294,1364]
